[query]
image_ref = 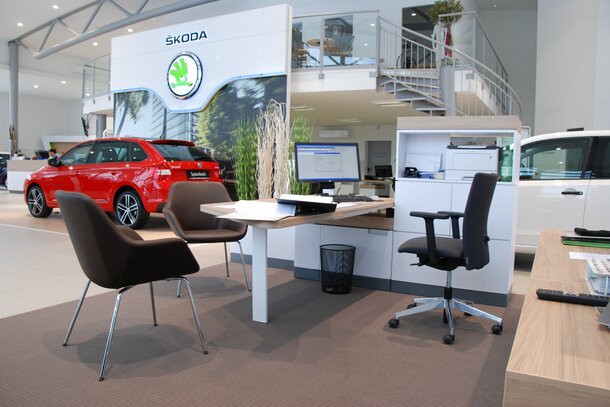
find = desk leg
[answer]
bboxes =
[251,227,268,323]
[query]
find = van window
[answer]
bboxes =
[520,138,588,180]
[590,137,610,179]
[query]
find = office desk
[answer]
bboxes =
[202,198,394,323]
[503,229,610,407]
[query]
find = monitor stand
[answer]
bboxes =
[319,182,335,195]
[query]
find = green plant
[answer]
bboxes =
[232,118,258,200]
[289,116,312,195]
[428,0,464,26]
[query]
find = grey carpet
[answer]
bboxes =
[0,265,523,406]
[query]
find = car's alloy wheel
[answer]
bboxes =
[27,186,53,218]
[115,190,149,229]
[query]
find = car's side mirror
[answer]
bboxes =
[47,157,60,166]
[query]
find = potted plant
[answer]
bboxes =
[428,0,464,62]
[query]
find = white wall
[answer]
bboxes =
[311,124,397,176]
[535,0,610,134]
[0,93,83,154]
[478,8,537,134]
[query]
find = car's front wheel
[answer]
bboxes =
[114,189,149,229]
[27,186,53,218]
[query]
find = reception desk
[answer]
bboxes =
[7,160,47,193]
[503,229,610,407]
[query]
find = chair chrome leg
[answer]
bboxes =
[149,282,158,327]
[452,299,503,325]
[63,279,91,346]
[223,242,230,278]
[395,298,444,319]
[444,299,455,337]
[237,241,251,291]
[99,286,131,381]
[179,277,208,355]
[176,279,182,298]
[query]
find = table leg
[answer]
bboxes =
[251,227,268,323]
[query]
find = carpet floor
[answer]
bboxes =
[0,264,522,406]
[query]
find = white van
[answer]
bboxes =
[516,130,610,253]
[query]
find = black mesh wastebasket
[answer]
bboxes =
[320,244,355,294]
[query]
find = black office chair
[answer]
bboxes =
[388,173,502,344]
[56,191,208,381]
[163,181,250,295]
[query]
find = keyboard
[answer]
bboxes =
[331,195,373,203]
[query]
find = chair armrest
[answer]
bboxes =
[124,238,200,286]
[116,225,143,241]
[410,212,450,265]
[410,211,450,220]
[438,211,464,239]
[162,208,188,241]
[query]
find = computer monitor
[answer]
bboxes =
[375,165,393,178]
[295,142,361,186]
[34,150,49,159]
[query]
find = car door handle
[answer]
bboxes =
[561,189,583,196]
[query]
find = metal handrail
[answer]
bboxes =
[377,16,522,118]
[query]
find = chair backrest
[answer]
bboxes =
[56,190,134,288]
[164,181,244,235]
[462,173,498,270]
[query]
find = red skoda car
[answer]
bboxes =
[24,138,221,228]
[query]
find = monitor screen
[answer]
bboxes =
[34,150,49,159]
[375,165,393,178]
[295,142,361,183]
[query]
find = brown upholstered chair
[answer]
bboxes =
[56,191,207,381]
[163,182,250,295]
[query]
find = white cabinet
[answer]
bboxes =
[393,117,521,302]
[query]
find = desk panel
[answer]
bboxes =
[504,229,610,407]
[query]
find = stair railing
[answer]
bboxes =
[377,16,522,119]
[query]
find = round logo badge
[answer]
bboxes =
[167,52,202,99]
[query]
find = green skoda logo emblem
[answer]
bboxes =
[167,52,202,99]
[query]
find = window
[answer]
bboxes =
[59,143,94,166]
[520,138,588,180]
[590,137,610,179]
[152,143,214,162]
[130,142,148,162]
[92,141,129,164]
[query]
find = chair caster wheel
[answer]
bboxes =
[407,303,417,309]
[491,324,503,335]
[443,334,455,345]
[464,312,472,317]
[388,318,400,328]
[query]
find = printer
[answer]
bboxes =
[443,146,499,181]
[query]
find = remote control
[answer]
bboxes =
[574,227,610,238]
[536,288,609,307]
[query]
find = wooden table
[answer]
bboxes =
[202,198,394,323]
[503,229,610,407]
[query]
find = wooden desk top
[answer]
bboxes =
[504,229,610,407]
[201,198,394,230]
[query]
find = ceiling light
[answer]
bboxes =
[364,43,368,46]
[60,80,67,85]
[371,99,403,106]
[17,22,24,27]
[52,5,59,10]
[127,28,133,33]
[291,104,315,111]
[85,93,91,97]
[370,23,375,27]
[338,118,362,123]
[411,12,417,16]
[33,85,39,89]
[93,42,99,46]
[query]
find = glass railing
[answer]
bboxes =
[83,54,110,100]
[441,11,508,83]
[292,11,378,70]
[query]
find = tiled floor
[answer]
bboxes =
[0,188,532,320]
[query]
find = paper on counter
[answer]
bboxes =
[217,200,296,221]
[569,252,610,261]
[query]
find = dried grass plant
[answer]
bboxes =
[270,101,288,198]
[256,100,287,199]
